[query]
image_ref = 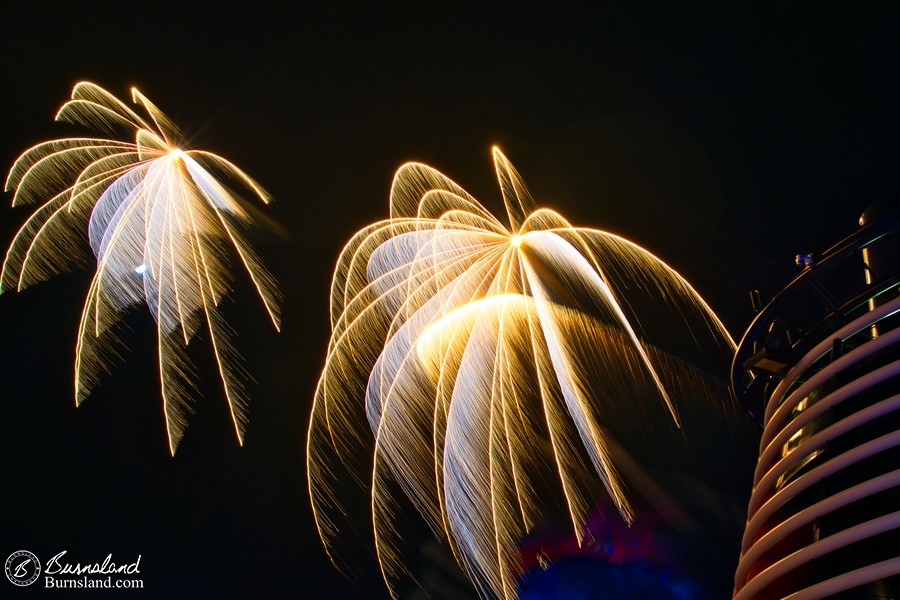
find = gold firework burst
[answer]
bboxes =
[3,82,281,454]
[308,147,737,598]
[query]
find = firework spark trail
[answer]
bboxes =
[307,148,737,598]
[3,82,281,454]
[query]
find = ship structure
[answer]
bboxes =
[731,206,900,599]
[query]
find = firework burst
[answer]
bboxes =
[3,82,280,454]
[308,147,738,598]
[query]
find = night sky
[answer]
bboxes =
[2,2,899,598]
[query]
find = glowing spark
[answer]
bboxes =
[3,82,281,454]
[307,148,737,599]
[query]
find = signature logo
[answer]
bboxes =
[5,551,41,587]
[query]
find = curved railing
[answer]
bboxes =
[731,207,900,599]
[731,208,900,423]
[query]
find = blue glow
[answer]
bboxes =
[134,264,148,275]
[517,558,709,600]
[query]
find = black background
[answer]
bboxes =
[1,2,898,597]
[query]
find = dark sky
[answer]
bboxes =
[1,2,899,598]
